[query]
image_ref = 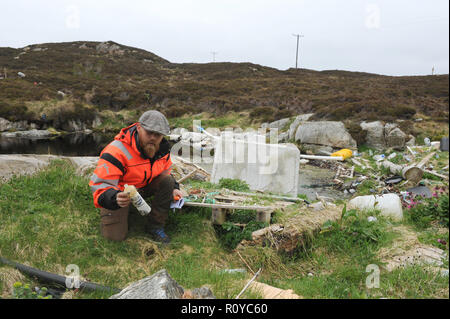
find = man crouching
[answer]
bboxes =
[89,110,183,243]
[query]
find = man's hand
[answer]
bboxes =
[116,192,131,208]
[173,189,183,201]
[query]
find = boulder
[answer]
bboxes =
[96,42,125,55]
[295,121,357,150]
[288,113,314,140]
[360,121,386,151]
[406,135,416,146]
[277,131,289,143]
[92,116,102,129]
[109,269,184,299]
[0,117,11,132]
[386,127,407,150]
[61,120,87,132]
[267,118,290,131]
[1,129,54,139]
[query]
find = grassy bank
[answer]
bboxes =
[0,160,448,299]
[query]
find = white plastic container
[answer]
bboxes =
[348,193,403,221]
[124,184,151,216]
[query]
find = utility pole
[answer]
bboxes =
[211,51,218,62]
[292,34,304,69]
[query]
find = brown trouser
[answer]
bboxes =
[100,174,175,241]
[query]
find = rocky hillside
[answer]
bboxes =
[0,41,448,132]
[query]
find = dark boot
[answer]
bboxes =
[140,174,175,242]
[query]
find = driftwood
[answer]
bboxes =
[423,169,449,180]
[236,206,342,253]
[177,168,199,183]
[225,190,305,203]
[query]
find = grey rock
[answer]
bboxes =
[92,116,102,129]
[384,123,398,136]
[0,117,12,132]
[187,286,216,299]
[278,131,290,143]
[406,135,416,146]
[309,201,325,211]
[288,113,314,140]
[96,42,125,55]
[386,127,407,150]
[109,269,184,299]
[295,121,357,149]
[62,120,86,132]
[301,144,334,155]
[267,118,290,131]
[360,121,386,151]
[2,129,54,139]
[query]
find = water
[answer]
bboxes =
[0,132,115,156]
[1,133,348,201]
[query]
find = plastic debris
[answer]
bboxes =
[373,154,386,161]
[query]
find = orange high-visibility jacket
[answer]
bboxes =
[89,123,178,210]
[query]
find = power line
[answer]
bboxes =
[292,34,304,69]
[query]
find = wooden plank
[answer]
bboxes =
[256,211,272,223]
[211,208,227,225]
[177,168,199,183]
[183,201,274,211]
[424,170,449,180]
[226,190,303,203]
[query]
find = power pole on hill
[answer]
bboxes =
[292,34,304,69]
[211,51,218,62]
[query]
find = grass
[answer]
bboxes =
[0,160,448,299]
[255,209,448,299]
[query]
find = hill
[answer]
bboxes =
[0,41,448,133]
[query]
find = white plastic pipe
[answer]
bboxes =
[299,154,344,161]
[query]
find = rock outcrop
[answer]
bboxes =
[109,269,216,299]
[295,121,357,150]
[360,121,409,151]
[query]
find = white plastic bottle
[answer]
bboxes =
[124,184,151,216]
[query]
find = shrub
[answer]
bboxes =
[0,100,33,121]
[218,178,250,191]
[404,186,449,228]
[12,282,52,299]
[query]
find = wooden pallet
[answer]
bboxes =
[182,201,275,225]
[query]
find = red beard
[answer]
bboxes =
[142,142,158,158]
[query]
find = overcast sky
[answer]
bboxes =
[1,0,448,76]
